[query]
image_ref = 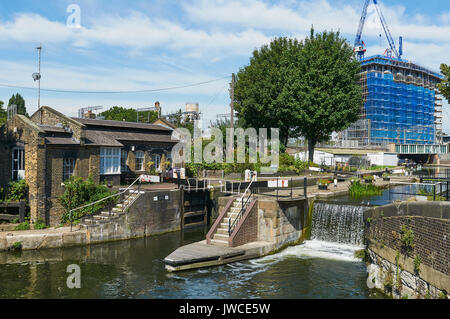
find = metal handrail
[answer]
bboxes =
[69,175,142,231]
[228,175,255,235]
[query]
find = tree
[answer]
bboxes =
[234,37,303,146]
[0,101,6,126]
[438,63,450,102]
[99,106,158,123]
[279,28,362,162]
[8,93,27,117]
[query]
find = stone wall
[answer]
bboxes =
[0,190,183,252]
[216,196,311,249]
[86,190,182,243]
[364,201,450,299]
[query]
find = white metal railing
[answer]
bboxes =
[69,176,142,231]
[228,175,256,235]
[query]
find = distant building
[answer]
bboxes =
[340,55,443,147]
[0,106,178,225]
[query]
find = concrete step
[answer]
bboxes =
[213,233,229,240]
[210,239,229,247]
[101,211,118,217]
[216,228,229,235]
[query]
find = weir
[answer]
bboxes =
[310,202,366,247]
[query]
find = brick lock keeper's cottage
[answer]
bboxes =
[0,106,178,226]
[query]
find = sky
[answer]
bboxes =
[0,0,449,133]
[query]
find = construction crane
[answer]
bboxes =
[354,0,403,61]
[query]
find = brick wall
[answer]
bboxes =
[230,201,258,247]
[366,216,450,276]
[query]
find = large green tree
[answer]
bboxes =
[280,29,362,162]
[234,37,303,146]
[8,93,27,117]
[99,106,158,123]
[0,100,7,126]
[438,63,450,102]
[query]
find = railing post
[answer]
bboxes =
[433,184,436,201]
[291,178,293,200]
[277,177,279,201]
[304,177,308,198]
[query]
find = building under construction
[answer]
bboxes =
[339,0,444,148]
[340,55,443,147]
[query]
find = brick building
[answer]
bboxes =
[0,106,178,225]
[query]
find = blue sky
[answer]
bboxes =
[0,0,449,133]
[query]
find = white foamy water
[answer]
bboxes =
[252,240,363,265]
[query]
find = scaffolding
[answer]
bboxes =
[341,55,443,147]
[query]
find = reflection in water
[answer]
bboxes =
[0,227,382,299]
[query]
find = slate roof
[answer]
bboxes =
[45,137,80,145]
[73,118,172,132]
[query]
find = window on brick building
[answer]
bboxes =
[100,148,121,175]
[11,147,25,181]
[121,150,128,172]
[63,158,76,181]
[135,151,145,171]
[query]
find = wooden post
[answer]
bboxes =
[19,201,25,223]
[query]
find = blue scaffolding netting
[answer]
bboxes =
[365,71,436,145]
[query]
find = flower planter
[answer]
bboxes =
[364,179,373,184]
[318,185,328,190]
[383,177,390,181]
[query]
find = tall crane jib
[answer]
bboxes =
[354,0,403,61]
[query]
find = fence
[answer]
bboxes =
[388,181,449,201]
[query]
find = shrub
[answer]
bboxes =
[34,219,48,230]
[10,241,22,251]
[317,179,331,186]
[14,221,30,231]
[363,174,374,181]
[59,176,117,223]
[413,255,422,275]
[7,180,29,201]
[400,225,415,255]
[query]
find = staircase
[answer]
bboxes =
[209,198,243,246]
[79,189,144,227]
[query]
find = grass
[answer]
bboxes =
[349,181,384,198]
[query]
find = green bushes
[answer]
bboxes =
[14,221,30,231]
[0,180,29,203]
[349,181,383,198]
[59,176,117,223]
[185,152,310,177]
[34,219,48,230]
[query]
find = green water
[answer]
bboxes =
[0,228,383,299]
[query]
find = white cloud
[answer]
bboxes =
[0,12,270,57]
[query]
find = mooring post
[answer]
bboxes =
[433,184,436,201]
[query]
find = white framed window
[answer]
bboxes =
[135,151,145,171]
[121,150,128,172]
[63,158,76,181]
[12,147,25,181]
[152,154,161,172]
[100,148,121,175]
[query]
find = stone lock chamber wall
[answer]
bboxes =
[364,202,450,299]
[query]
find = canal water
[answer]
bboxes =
[0,225,384,299]
[5,179,430,299]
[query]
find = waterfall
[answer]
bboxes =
[311,202,366,247]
